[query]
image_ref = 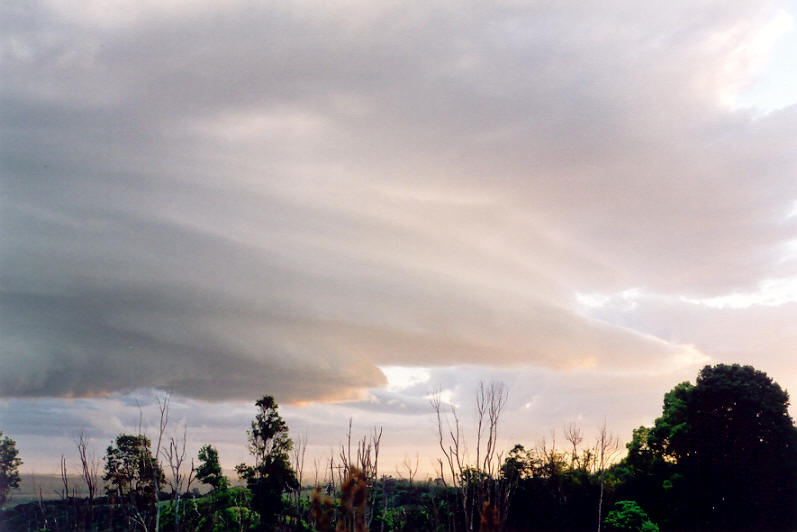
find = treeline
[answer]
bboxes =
[1,363,796,531]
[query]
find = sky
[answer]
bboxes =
[2,0,797,478]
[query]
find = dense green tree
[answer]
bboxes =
[237,395,299,530]
[197,444,227,492]
[603,500,658,532]
[103,434,166,529]
[0,431,23,506]
[648,381,693,463]
[641,364,797,529]
[612,427,673,525]
[503,442,604,532]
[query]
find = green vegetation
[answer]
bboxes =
[196,445,226,493]
[603,501,658,532]
[1,364,795,531]
[103,433,166,530]
[236,395,300,530]
[614,363,797,530]
[0,431,23,506]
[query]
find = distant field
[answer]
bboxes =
[2,474,88,508]
[2,471,244,510]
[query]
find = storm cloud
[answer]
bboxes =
[2,0,796,405]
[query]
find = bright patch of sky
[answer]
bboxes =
[576,289,641,310]
[681,277,797,309]
[379,366,431,392]
[578,277,797,312]
[427,388,457,409]
[787,200,797,219]
[729,6,797,114]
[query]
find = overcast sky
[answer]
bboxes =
[2,0,797,475]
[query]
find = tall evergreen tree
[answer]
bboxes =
[236,395,299,530]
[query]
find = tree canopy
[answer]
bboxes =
[620,364,797,530]
[604,500,659,532]
[103,434,166,529]
[196,444,226,492]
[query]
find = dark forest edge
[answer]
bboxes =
[1,363,796,531]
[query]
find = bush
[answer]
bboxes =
[604,500,659,532]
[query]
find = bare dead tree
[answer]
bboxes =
[480,382,508,476]
[34,474,52,532]
[431,389,469,531]
[339,419,353,475]
[538,429,567,479]
[338,421,382,528]
[356,427,382,481]
[291,432,308,506]
[563,423,583,469]
[595,420,621,532]
[77,432,100,524]
[328,451,338,494]
[164,425,195,532]
[435,458,446,487]
[59,452,80,529]
[152,393,170,532]
[430,391,462,486]
[133,392,171,532]
[431,381,512,532]
[398,454,420,487]
[59,455,70,500]
[479,383,513,531]
[312,456,321,487]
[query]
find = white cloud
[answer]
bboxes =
[726,8,797,113]
[379,366,431,392]
[681,277,797,309]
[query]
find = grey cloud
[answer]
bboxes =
[338,389,432,416]
[2,0,795,402]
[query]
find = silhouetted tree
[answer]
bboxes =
[197,444,226,493]
[595,421,620,532]
[77,432,100,523]
[643,364,797,529]
[236,395,298,530]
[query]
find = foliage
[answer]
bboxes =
[505,449,603,532]
[501,444,534,482]
[369,478,457,532]
[103,433,166,529]
[0,431,23,506]
[611,427,672,525]
[604,500,658,532]
[197,444,227,492]
[617,364,797,530]
[159,486,258,532]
